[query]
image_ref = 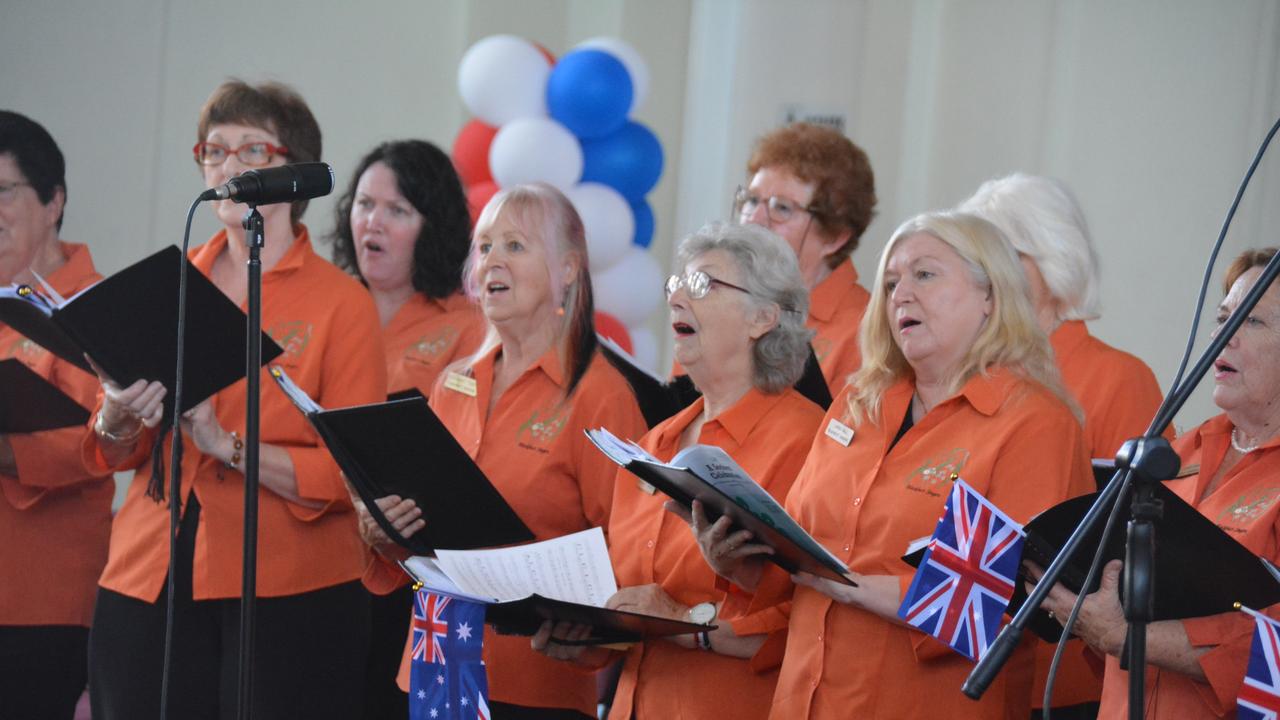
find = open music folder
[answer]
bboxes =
[0,245,283,420]
[269,367,534,554]
[400,528,711,644]
[0,358,90,433]
[586,426,855,586]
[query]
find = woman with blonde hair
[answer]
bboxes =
[690,210,1093,719]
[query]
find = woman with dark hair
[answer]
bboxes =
[84,79,385,719]
[0,110,114,720]
[359,183,647,719]
[329,140,483,719]
[330,139,483,394]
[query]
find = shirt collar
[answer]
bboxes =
[45,241,97,294]
[652,386,792,448]
[475,342,566,389]
[809,260,861,323]
[190,223,312,276]
[1050,320,1090,363]
[950,367,1022,417]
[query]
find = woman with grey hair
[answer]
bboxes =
[958,173,1165,720]
[532,222,825,719]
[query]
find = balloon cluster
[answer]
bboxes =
[451,35,665,371]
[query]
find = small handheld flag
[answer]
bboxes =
[1237,603,1280,720]
[409,589,489,720]
[897,479,1025,660]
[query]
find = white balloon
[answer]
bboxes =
[488,117,583,190]
[458,35,551,126]
[577,37,650,114]
[592,247,663,327]
[627,326,659,375]
[566,182,634,272]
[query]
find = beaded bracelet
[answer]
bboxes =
[226,431,244,470]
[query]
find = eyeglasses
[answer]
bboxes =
[192,141,289,167]
[0,181,31,205]
[733,186,819,225]
[664,270,752,301]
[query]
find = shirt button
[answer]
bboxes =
[817,634,823,643]
[811,678,819,688]
[646,540,655,549]
[852,497,862,506]
[842,545,851,552]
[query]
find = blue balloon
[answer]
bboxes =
[581,121,663,202]
[547,49,633,140]
[631,198,654,248]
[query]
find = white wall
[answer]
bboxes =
[4,0,1278,440]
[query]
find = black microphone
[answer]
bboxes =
[198,162,334,205]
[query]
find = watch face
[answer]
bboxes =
[690,602,716,625]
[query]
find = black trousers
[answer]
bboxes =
[488,701,594,720]
[0,624,88,720]
[88,496,370,720]
[364,584,412,720]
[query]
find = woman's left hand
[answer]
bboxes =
[181,399,231,459]
[1025,559,1127,656]
[604,583,689,621]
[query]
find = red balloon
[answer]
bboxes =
[594,311,633,354]
[533,42,556,66]
[452,119,498,188]
[466,181,500,227]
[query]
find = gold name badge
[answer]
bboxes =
[825,418,854,446]
[443,371,477,397]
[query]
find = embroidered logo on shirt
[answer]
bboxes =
[267,320,314,359]
[516,405,569,453]
[1217,487,1280,529]
[405,326,459,367]
[905,448,970,496]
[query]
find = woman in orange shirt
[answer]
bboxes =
[359,183,647,719]
[691,211,1093,719]
[533,222,825,718]
[732,123,878,396]
[329,138,484,720]
[960,173,1166,718]
[84,80,386,719]
[1036,248,1280,720]
[0,111,114,720]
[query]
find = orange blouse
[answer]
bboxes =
[84,226,387,602]
[1,242,113,627]
[1035,320,1167,708]
[372,344,647,715]
[1097,414,1280,719]
[738,369,1092,719]
[808,260,870,397]
[606,387,824,720]
[383,292,485,396]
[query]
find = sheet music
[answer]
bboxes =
[268,366,323,414]
[433,527,618,606]
[585,426,660,465]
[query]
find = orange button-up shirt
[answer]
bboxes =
[743,369,1092,719]
[808,260,869,397]
[1,242,113,627]
[383,292,485,396]
[1098,414,1280,719]
[1036,320,1168,707]
[85,227,386,602]
[374,344,647,715]
[606,387,824,720]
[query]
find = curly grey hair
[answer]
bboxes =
[675,222,814,393]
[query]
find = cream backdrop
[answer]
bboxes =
[4,1,1279,478]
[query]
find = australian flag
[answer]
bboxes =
[1239,607,1280,719]
[897,479,1024,661]
[409,589,490,720]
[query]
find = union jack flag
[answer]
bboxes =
[410,589,488,720]
[1239,607,1280,720]
[412,592,450,664]
[897,479,1024,661]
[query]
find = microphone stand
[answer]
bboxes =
[237,206,264,720]
[963,249,1280,711]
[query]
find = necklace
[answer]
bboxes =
[1231,427,1260,454]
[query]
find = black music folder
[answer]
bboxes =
[269,368,534,554]
[0,358,90,433]
[1008,462,1280,641]
[0,246,283,420]
[587,427,855,586]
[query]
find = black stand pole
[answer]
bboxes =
[237,206,263,720]
[963,248,1280,705]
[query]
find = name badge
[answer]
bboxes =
[443,371,477,397]
[825,418,854,446]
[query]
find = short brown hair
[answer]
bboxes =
[1223,247,1278,293]
[747,123,877,267]
[196,79,322,224]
